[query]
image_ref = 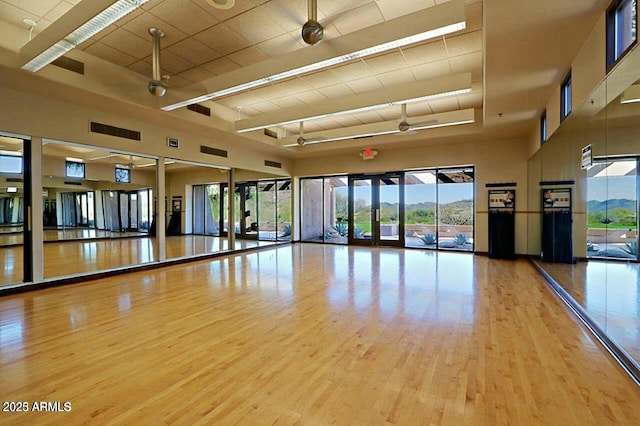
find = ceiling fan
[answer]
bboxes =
[148,27,167,97]
[296,121,326,146]
[397,104,439,133]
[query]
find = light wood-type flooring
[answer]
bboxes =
[535,259,640,368]
[1,244,639,424]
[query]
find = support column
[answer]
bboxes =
[227,168,235,249]
[27,136,44,282]
[156,157,166,261]
[292,176,299,241]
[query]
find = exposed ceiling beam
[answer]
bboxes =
[235,73,472,133]
[160,0,466,111]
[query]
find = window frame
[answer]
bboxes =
[540,110,547,144]
[606,0,637,70]
[560,71,572,122]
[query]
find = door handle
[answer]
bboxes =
[375,208,380,221]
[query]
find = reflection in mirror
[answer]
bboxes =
[530,45,640,377]
[42,141,157,279]
[0,135,23,287]
[164,162,291,259]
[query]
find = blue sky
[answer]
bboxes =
[588,176,636,201]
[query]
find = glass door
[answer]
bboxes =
[349,174,404,247]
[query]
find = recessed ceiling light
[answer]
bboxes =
[206,0,235,10]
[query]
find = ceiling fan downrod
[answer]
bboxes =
[302,0,323,45]
[148,27,166,97]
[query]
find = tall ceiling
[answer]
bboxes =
[0,0,610,159]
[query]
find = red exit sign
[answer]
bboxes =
[360,149,377,160]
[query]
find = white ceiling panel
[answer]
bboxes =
[293,90,329,106]
[201,56,242,76]
[156,49,196,75]
[167,38,220,65]
[376,68,417,88]
[364,51,410,75]
[376,0,437,20]
[225,6,286,45]
[402,39,449,67]
[120,10,188,47]
[262,0,311,32]
[227,46,270,67]
[445,30,482,57]
[317,0,376,18]
[178,66,217,83]
[411,59,452,81]
[317,83,356,99]
[256,33,305,57]
[300,70,343,89]
[330,3,384,35]
[100,28,152,59]
[345,76,384,95]
[148,0,219,36]
[331,60,374,83]
[84,42,137,67]
[193,23,252,56]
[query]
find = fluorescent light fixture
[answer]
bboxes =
[6,187,18,193]
[21,0,149,72]
[65,157,84,163]
[162,0,466,111]
[238,88,471,133]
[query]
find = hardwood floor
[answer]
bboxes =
[535,259,640,368]
[0,244,638,424]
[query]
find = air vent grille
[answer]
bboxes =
[200,145,228,158]
[264,160,282,169]
[187,103,211,117]
[263,129,278,139]
[6,178,23,183]
[90,122,141,141]
[52,56,85,74]
[64,181,83,185]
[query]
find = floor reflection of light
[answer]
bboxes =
[4,251,14,272]
[0,322,23,345]
[69,308,87,327]
[118,294,131,312]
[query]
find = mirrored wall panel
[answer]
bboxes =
[165,162,289,260]
[0,135,23,287]
[42,141,157,279]
[528,45,640,373]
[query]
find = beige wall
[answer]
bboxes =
[0,86,292,177]
[293,136,530,254]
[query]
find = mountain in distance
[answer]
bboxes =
[379,200,473,211]
[587,199,635,212]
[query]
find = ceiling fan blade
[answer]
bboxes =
[409,119,439,129]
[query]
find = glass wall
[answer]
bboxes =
[301,169,474,251]
[0,136,23,287]
[405,171,437,248]
[437,168,475,251]
[300,176,348,244]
